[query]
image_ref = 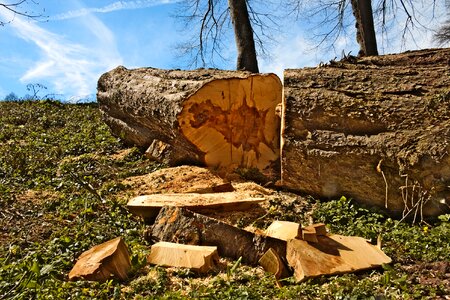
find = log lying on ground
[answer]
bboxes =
[69,237,131,282]
[127,192,265,220]
[148,242,219,273]
[287,235,392,282]
[98,67,281,171]
[146,206,287,265]
[282,48,450,216]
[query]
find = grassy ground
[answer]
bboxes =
[0,100,448,299]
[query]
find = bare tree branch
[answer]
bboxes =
[287,0,442,54]
[0,1,46,26]
[175,0,280,69]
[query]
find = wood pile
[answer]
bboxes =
[69,166,391,284]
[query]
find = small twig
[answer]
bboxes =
[68,172,105,203]
[376,160,388,208]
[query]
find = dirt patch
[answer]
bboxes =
[0,190,63,246]
[401,261,450,298]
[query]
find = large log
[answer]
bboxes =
[146,206,286,265]
[97,67,281,171]
[282,48,450,216]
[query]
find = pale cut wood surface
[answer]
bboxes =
[287,234,392,282]
[127,193,266,219]
[258,248,291,279]
[264,220,300,241]
[148,242,219,273]
[98,67,282,171]
[69,237,131,282]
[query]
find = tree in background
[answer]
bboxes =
[434,2,450,45]
[176,0,279,73]
[0,1,46,26]
[4,92,19,101]
[351,0,378,56]
[287,0,443,57]
[435,20,450,44]
[228,0,258,72]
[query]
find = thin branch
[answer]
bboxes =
[0,0,46,26]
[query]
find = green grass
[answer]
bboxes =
[0,100,449,299]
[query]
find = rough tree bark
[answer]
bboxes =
[282,48,450,217]
[97,66,281,170]
[351,0,378,56]
[228,0,259,73]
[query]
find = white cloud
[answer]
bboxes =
[51,0,178,21]
[0,7,123,100]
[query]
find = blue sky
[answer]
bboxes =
[0,0,447,101]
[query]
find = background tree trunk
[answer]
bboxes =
[351,0,378,56]
[228,0,259,73]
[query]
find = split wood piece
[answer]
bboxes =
[265,221,328,243]
[98,67,282,171]
[265,220,300,241]
[146,206,287,265]
[286,234,392,282]
[300,229,318,243]
[258,248,291,280]
[304,223,327,236]
[148,242,219,273]
[299,224,328,243]
[127,192,265,220]
[69,237,131,282]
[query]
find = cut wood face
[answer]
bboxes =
[178,75,281,170]
[127,192,266,219]
[287,234,392,282]
[69,237,131,282]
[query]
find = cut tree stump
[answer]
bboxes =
[146,206,287,265]
[69,237,131,282]
[98,67,282,171]
[286,234,392,282]
[127,193,265,220]
[147,242,219,273]
[282,48,450,216]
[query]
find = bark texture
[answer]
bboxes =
[146,206,287,265]
[282,48,450,217]
[97,66,281,169]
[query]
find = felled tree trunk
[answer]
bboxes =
[97,67,281,171]
[282,48,450,217]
